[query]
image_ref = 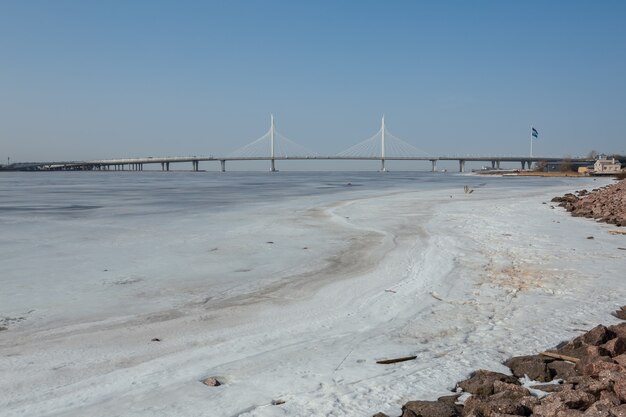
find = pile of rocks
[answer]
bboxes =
[551,180,626,226]
[374,320,626,417]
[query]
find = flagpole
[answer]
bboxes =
[530,125,533,158]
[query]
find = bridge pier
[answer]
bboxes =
[220,160,226,172]
[497,161,501,169]
[459,160,466,173]
[380,159,387,172]
[192,160,199,172]
[270,159,276,172]
[166,162,170,171]
[430,159,437,172]
[491,160,496,169]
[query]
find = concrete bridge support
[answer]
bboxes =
[430,159,437,172]
[220,160,226,172]
[380,159,386,172]
[270,159,277,172]
[192,160,199,172]
[166,162,170,171]
[459,160,466,173]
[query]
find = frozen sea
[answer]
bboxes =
[1,171,625,417]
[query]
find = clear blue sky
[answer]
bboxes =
[1,1,625,163]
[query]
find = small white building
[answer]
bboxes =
[594,158,622,173]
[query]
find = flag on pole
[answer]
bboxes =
[532,127,539,138]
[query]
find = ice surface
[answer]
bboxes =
[0,172,624,416]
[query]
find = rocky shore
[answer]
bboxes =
[373,182,626,417]
[551,179,626,227]
[374,311,626,417]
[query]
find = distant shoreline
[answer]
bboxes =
[476,170,624,178]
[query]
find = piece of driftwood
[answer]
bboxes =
[608,230,626,235]
[540,351,580,363]
[376,355,417,365]
[430,292,443,301]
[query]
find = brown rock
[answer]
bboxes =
[575,356,616,376]
[574,376,612,396]
[557,339,591,360]
[601,338,626,357]
[614,376,626,402]
[582,401,612,417]
[599,390,620,406]
[533,390,596,417]
[457,370,520,396]
[505,355,552,382]
[437,394,461,405]
[610,405,626,417]
[586,361,623,377]
[608,323,626,340]
[583,345,612,359]
[373,413,390,417]
[613,310,626,321]
[612,354,626,367]
[202,377,221,387]
[493,380,531,396]
[462,396,490,417]
[598,369,625,384]
[438,395,464,415]
[401,400,459,417]
[549,361,578,380]
[463,394,532,417]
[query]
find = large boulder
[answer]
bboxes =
[613,308,626,321]
[401,400,460,417]
[457,370,520,396]
[493,380,530,396]
[575,357,622,377]
[462,392,535,417]
[613,354,626,367]
[601,338,626,357]
[549,361,578,380]
[533,391,596,417]
[505,355,553,382]
[581,400,613,417]
[608,323,626,340]
[580,326,616,347]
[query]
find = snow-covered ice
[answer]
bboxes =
[0,172,624,417]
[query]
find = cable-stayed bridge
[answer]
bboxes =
[7,116,593,172]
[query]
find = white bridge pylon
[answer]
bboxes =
[228,115,319,171]
[336,116,432,172]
